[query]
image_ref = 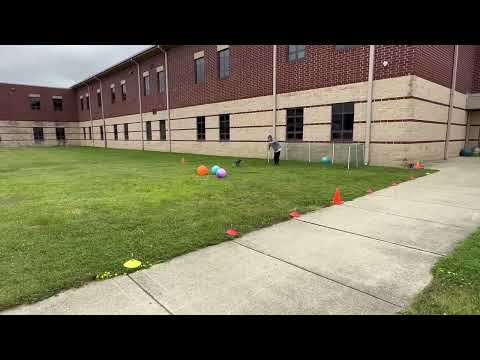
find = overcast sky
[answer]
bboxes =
[0,45,152,88]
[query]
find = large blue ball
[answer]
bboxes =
[320,156,332,164]
[211,165,220,175]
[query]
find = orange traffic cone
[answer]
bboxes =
[332,187,344,205]
[414,161,423,169]
[367,188,374,194]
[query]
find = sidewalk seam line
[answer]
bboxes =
[126,274,174,315]
[344,203,469,230]
[371,194,480,211]
[295,218,445,257]
[232,240,403,309]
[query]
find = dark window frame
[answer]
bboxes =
[83,127,87,140]
[80,97,84,111]
[111,86,116,104]
[288,45,306,62]
[113,124,118,140]
[121,83,127,101]
[97,91,102,107]
[146,121,152,141]
[33,127,44,143]
[124,123,129,140]
[219,114,230,142]
[195,57,205,84]
[331,102,355,142]
[159,120,167,141]
[88,127,92,140]
[53,98,63,111]
[286,108,304,141]
[99,126,104,140]
[143,75,151,96]
[55,127,66,141]
[196,116,206,141]
[86,96,90,110]
[157,71,165,93]
[218,48,230,80]
[30,97,41,111]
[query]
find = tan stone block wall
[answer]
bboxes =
[369,142,445,166]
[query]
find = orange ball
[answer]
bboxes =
[196,165,209,176]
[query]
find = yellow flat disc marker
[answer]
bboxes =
[123,259,142,269]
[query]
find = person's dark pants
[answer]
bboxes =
[274,151,280,165]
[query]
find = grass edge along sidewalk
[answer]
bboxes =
[405,228,480,315]
[0,146,431,310]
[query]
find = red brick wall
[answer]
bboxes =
[374,45,415,80]
[277,45,369,94]
[455,45,477,93]
[168,45,273,109]
[472,46,480,93]
[0,83,76,122]
[414,45,455,90]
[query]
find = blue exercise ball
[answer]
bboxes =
[211,165,220,175]
[463,148,473,157]
[320,156,332,165]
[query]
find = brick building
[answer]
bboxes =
[1,45,480,165]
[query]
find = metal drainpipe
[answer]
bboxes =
[82,81,94,146]
[444,45,459,160]
[272,45,277,139]
[94,76,107,149]
[130,59,145,151]
[364,45,375,165]
[157,46,172,153]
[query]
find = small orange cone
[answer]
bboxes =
[289,210,301,218]
[414,161,423,169]
[367,188,374,194]
[332,187,344,205]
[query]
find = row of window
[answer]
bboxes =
[32,127,66,143]
[30,98,63,111]
[79,103,354,143]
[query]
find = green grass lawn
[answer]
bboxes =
[0,146,430,310]
[405,229,480,315]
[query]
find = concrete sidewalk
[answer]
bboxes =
[4,157,479,315]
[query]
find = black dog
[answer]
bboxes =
[234,159,242,167]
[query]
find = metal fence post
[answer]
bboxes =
[355,143,358,168]
[332,142,335,165]
[347,145,351,171]
[308,143,311,163]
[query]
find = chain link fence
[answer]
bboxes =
[268,142,365,169]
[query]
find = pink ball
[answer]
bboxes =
[216,168,227,178]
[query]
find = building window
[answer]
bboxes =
[86,96,90,110]
[30,97,41,111]
[157,71,165,93]
[219,114,230,141]
[83,127,86,140]
[88,127,92,140]
[159,120,166,141]
[331,103,354,142]
[124,123,129,140]
[143,75,150,96]
[286,108,303,141]
[80,98,84,111]
[113,124,118,140]
[97,91,102,107]
[335,45,359,51]
[111,86,116,104]
[53,98,63,111]
[218,48,230,79]
[56,128,65,141]
[146,121,152,141]
[197,116,206,141]
[33,127,44,143]
[195,57,205,84]
[288,45,305,62]
[99,126,104,140]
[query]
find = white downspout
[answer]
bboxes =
[158,45,172,153]
[444,45,459,160]
[364,45,375,165]
[82,81,94,146]
[131,59,145,151]
[272,45,277,139]
[94,76,107,149]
